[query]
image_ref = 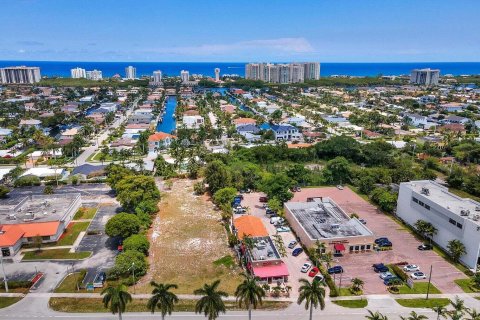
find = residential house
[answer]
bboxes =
[270,124,302,141]
[19,119,42,129]
[404,113,428,127]
[233,118,256,127]
[182,115,204,129]
[148,132,176,153]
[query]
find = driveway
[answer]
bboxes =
[290,187,466,294]
[241,192,312,297]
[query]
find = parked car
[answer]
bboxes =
[288,240,297,249]
[292,248,303,256]
[336,185,344,190]
[270,217,284,224]
[359,219,367,225]
[377,240,392,248]
[403,264,420,272]
[308,267,320,277]
[301,263,312,273]
[379,271,393,280]
[374,237,389,244]
[327,266,343,274]
[259,196,268,203]
[384,276,401,286]
[418,244,433,251]
[93,271,107,288]
[276,226,291,232]
[313,274,324,283]
[411,272,426,280]
[372,263,389,273]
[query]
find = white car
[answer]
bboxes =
[276,226,291,232]
[379,271,393,279]
[403,264,420,272]
[301,263,312,273]
[410,272,426,280]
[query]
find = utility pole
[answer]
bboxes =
[426,265,433,300]
[0,255,8,293]
[128,262,136,294]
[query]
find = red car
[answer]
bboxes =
[308,267,319,277]
[259,196,268,203]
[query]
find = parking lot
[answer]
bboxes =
[289,187,467,294]
[241,192,315,296]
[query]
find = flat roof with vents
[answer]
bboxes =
[0,193,81,225]
[247,236,281,262]
[284,198,373,240]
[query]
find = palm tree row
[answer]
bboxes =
[101,273,326,320]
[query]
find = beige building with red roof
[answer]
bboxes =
[148,132,176,153]
[233,118,256,127]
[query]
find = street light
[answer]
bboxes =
[128,262,136,294]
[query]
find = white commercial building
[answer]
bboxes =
[152,70,162,83]
[86,69,103,80]
[125,66,136,79]
[71,67,86,78]
[0,66,41,84]
[214,68,220,81]
[410,68,440,86]
[180,70,190,83]
[397,180,480,270]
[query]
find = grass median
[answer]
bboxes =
[454,278,480,293]
[23,249,91,261]
[49,298,291,313]
[0,297,23,309]
[333,299,368,308]
[57,221,91,246]
[395,298,450,308]
[73,207,98,220]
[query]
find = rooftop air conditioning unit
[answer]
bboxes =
[421,187,430,196]
[476,206,480,212]
[259,256,265,260]
[461,210,469,216]
[473,215,480,221]
[8,214,16,220]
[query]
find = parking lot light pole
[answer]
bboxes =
[128,262,136,294]
[0,255,8,293]
[426,265,433,300]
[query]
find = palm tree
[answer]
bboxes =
[297,278,325,320]
[432,306,448,320]
[322,252,333,268]
[350,278,364,294]
[466,309,480,320]
[450,297,467,314]
[365,310,388,320]
[194,280,228,320]
[447,240,467,263]
[235,274,265,320]
[400,311,428,320]
[101,284,132,320]
[147,281,179,320]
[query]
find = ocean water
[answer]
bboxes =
[0,61,480,78]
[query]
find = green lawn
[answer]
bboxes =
[333,299,368,308]
[49,298,291,313]
[454,278,480,293]
[57,222,91,246]
[0,297,23,309]
[396,298,450,308]
[55,272,84,293]
[338,287,354,296]
[396,282,441,294]
[73,207,98,220]
[23,249,91,261]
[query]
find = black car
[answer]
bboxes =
[292,248,303,256]
[418,243,433,250]
[327,266,344,274]
[374,237,389,244]
[372,263,389,273]
[377,240,392,247]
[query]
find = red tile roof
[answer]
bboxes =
[148,132,176,142]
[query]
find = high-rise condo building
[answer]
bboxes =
[86,69,103,81]
[214,68,220,81]
[304,62,321,80]
[152,70,162,83]
[410,68,440,86]
[0,66,41,84]
[71,67,86,79]
[245,62,320,83]
[180,70,190,83]
[125,66,136,80]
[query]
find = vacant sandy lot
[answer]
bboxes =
[137,179,243,294]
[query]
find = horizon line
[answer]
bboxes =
[1,60,480,64]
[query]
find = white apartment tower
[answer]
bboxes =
[245,62,320,83]
[180,70,190,83]
[0,66,41,84]
[125,66,136,80]
[214,68,220,82]
[410,68,440,86]
[71,67,86,79]
[86,69,103,81]
[152,70,162,83]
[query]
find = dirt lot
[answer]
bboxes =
[290,187,467,294]
[137,179,243,294]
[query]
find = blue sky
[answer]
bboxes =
[1,0,479,62]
